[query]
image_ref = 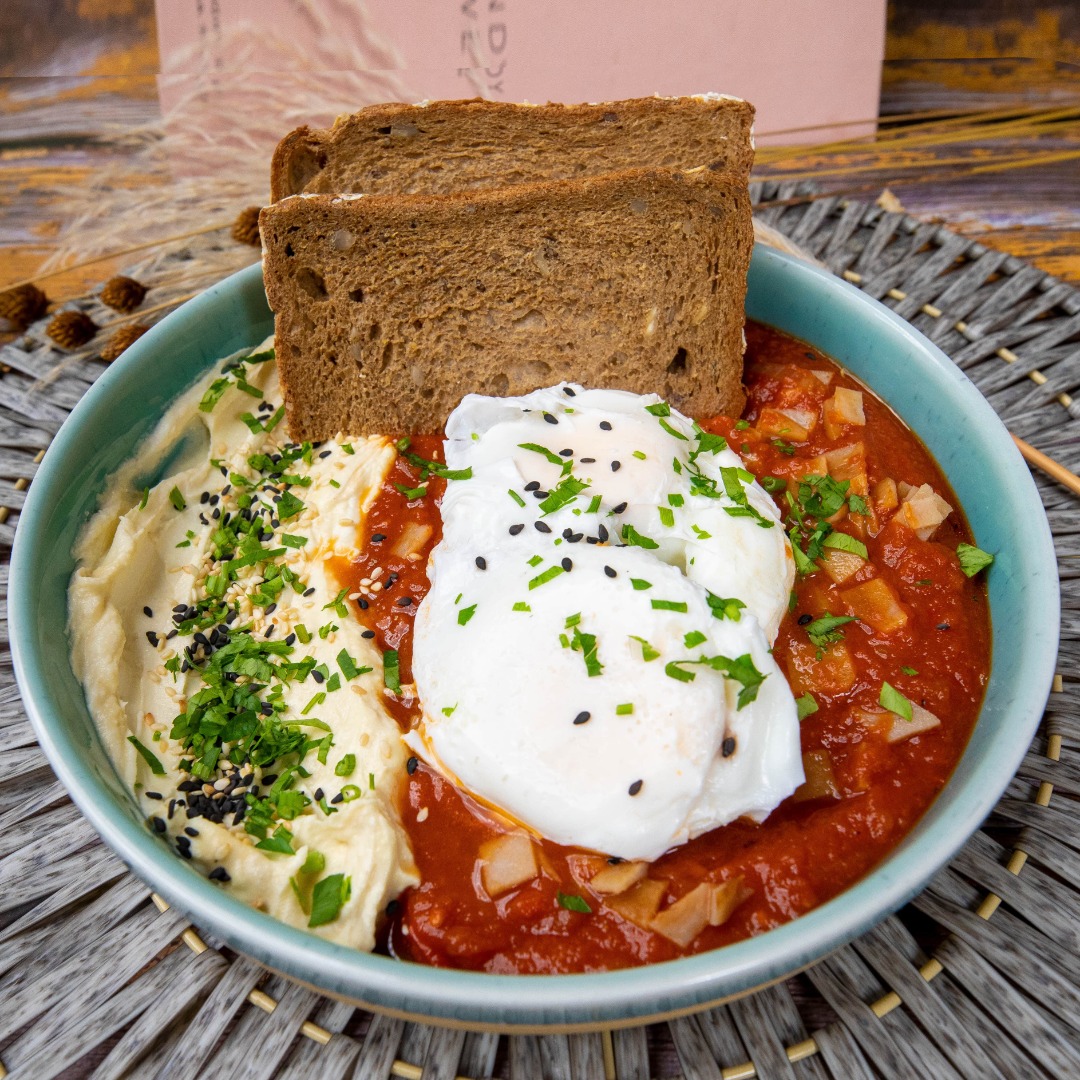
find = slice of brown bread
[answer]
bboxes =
[270,96,754,202]
[260,167,751,439]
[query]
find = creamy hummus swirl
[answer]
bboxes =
[69,339,417,948]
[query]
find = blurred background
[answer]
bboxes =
[1,0,1078,301]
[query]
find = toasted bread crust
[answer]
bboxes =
[269,96,754,202]
[260,168,751,439]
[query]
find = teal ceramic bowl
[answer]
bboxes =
[10,247,1058,1030]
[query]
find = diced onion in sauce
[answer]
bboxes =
[897,483,953,540]
[825,442,866,481]
[792,749,841,802]
[855,704,942,743]
[478,832,538,897]
[873,477,899,513]
[650,882,711,947]
[390,521,434,559]
[606,878,669,928]
[709,876,753,927]
[589,859,649,895]
[820,547,865,584]
[840,578,909,633]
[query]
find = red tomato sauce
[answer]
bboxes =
[337,323,991,974]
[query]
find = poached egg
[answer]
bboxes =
[409,384,803,862]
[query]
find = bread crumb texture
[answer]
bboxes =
[260,168,752,439]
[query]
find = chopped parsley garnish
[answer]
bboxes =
[622,524,659,549]
[659,507,675,527]
[615,703,634,716]
[138,486,149,510]
[275,491,305,520]
[323,589,349,618]
[632,450,647,460]
[336,650,370,680]
[128,735,165,775]
[956,543,994,577]
[586,495,603,514]
[518,442,571,472]
[761,476,787,494]
[630,578,652,591]
[256,826,295,854]
[691,524,712,539]
[847,493,870,516]
[395,438,473,481]
[458,604,477,626]
[664,652,767,709]
[335,754,356,777]
[651,599,688,612]
[383,650,401,692]
[796,693,818,721]
[645,401,671,417]
[280,533,308,548]
[539,475,589,514]
[706,592,745,622]
[658,418,688,441]
[684,630,707,648]
[394,483,428,500]
[822,531,868,560]
[512,601,531,612]
[168,486,186,511]
[719,467,775,529]
[570,627,603,677]
[901,665,919,676]
[668,493,684,508]
[557,891,592,913]
[527,554,544,567]
[308,873,351,928]
[528,565,564,590]
[734,420,751,430]
[880,681,914,722]
[629,635,660,662]
[508,488,526,508]
[772,438,796,456]
[806,613,857,652]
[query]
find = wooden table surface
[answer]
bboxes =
[2,0,1079,312]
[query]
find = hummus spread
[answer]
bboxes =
[69,339,417,949]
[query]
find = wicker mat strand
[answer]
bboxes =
[0,185,1077,1080]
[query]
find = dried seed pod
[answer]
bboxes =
[46,310,98,349]
[0,283,49,331]
[100,275,148,313]
[232,206,263,247]
[99,322,149,362]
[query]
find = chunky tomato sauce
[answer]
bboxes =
[339,323,991,974]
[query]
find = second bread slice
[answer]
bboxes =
[260,167,751,439]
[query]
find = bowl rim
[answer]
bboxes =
[9,248,1059,1028]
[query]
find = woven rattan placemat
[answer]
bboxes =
[0,183,1077,1079]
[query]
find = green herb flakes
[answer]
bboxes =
[880,681,913,722]
[128,735,165,776]
[557,891,592,913]
[383,650,401,693]
[335,754,356,777]
[308,873,351,928]
[957,543,994,577]
[168,486,186,511]
[796,693,819,721]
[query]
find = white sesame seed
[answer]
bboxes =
[416,807,429,823]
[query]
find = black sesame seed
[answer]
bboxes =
[211,508,221,520]
[608,856,624,865]
[580,457,596,463]
[143,605,153,618]
[185,826,199,837]
[150,816,166,834]
[145,790,163,800]
[937,622,951,631]
[209,494,219,506]
[200,491,210,504]
[533,489,549,499]
[534,521,552,533]
[313,787,325,802]
[406,756,419,775]
[586,536,598,544]
[721,737,736,758]
[312,669,325,684]
[303,587,316,597]
[264,624,275,638]
[628,780,644,797]
[611,460,621,472]
[262,774,279,786]
[284,633,296,646]
[573,711,590,725]
[604,565,617,578]
[568,532,584,543]
[388,573,399,584]
[597,524,609,543]
[397,596,414,607]
[797,613,812,626]
[209,867,231,882]
[559,448,573,457]
[561,557,572,571]
[319,450,332,459]
[358,597,370,610]
[173,603,187,613]
[612,501,628,514]
[146,631,159,647]
[509,523,524,535]
[563,386,576,397]
[361,629,375,639]
[330,792,344,804]
[221,484,231,496]
[600,421,612,431]
[166,629,178,640]
[543,412,558,425]
[261,702,274,716]
[524,481,540,492]
[475,556,487,570]
[371,533,386,542]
